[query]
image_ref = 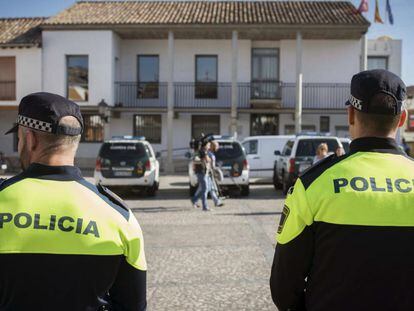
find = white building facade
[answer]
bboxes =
[1,1,375,171]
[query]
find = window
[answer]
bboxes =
[67,55,88,101]
[137,55,159,99]
[320,116,330,133]
[251,48,279,99]
[243,140,258,155]
[368,56,388,71]
[81,115,104,143]
[134,115,162,144]
[250,114,278,136]
[285,125,295,135]
[282,141,294,156]
[284,124,316,135]
[0,57,16,100]
[191,115,220,139]
[195,55,218,99]
[296,139,339,157]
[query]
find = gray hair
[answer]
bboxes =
[25,116,82,154]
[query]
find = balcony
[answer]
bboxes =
[114,82,349,110]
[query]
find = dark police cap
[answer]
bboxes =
[345,69,406,115]
[5,92,83,136]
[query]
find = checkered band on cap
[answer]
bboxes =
[348,94,363,111]
[17,115,53,133]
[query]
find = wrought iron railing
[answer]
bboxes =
[115,81,349,110]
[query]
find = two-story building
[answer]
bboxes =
[0,1,371,171]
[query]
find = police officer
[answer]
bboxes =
[270,70,413,311]
[0,92,146,310]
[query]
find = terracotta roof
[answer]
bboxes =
[0,17,46,47]
[44,1,369,26]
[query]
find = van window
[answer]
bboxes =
[243,140,258,155]
[100,143,147,160]
[216,142,244,160]
[282,141,294,156]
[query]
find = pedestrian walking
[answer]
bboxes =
[191,141,212,211]
[208,141,223,207]
[270,69,412,311]
[0,92,147,310]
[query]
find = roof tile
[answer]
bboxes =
[43,1,369,26]
[0,17,45,46]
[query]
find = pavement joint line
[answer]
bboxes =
[240,201,276,266]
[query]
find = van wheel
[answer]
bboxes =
[147,182,159,197]
[241,185,250,196]
[189,184,197,197]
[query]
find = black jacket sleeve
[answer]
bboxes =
[269,178,314,311]
[270,226,313,311]
[109,257,147,311]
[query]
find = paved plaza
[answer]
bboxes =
[123,176,283,311]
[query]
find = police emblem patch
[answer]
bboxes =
[277,205,290,234]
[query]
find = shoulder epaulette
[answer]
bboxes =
[96,184,129,213]
[299,153,352,190]
[300,154,336,178]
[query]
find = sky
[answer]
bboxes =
[0,0,412,85]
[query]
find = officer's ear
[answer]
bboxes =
[398,109,407,128]
[26,129,39,152]
[348,106,355,126]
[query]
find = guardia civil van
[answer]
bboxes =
[94,136,160,196]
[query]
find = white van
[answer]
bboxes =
[242,135,294,179]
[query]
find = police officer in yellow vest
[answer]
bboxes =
[0,92,146,310]
[270,70,412,311]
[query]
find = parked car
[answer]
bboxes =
[339,137,351,153]
[94,136,160,196]
[189,136,250,196]
[242,135,294,180]
[273,135,342,194]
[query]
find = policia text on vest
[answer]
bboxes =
[0,213,99,237]
[333,177,414,193]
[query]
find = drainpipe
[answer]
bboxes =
[167,31,175,174]
[295,30,303,134]
[231,30,238,137]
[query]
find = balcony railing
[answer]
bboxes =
[0,81,16,101]
[115,82,168,108]
[115,82,349,110]
[281,83,349,110]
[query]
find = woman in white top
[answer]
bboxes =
[313,143,329,165]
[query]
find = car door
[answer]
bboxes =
[242,139,261,178]
[260,139,278,178]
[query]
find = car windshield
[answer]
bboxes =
[100,143,147,160]
[215,142,244,160]
[296,139,339,157]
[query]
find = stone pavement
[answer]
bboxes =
[123,175,284,311]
